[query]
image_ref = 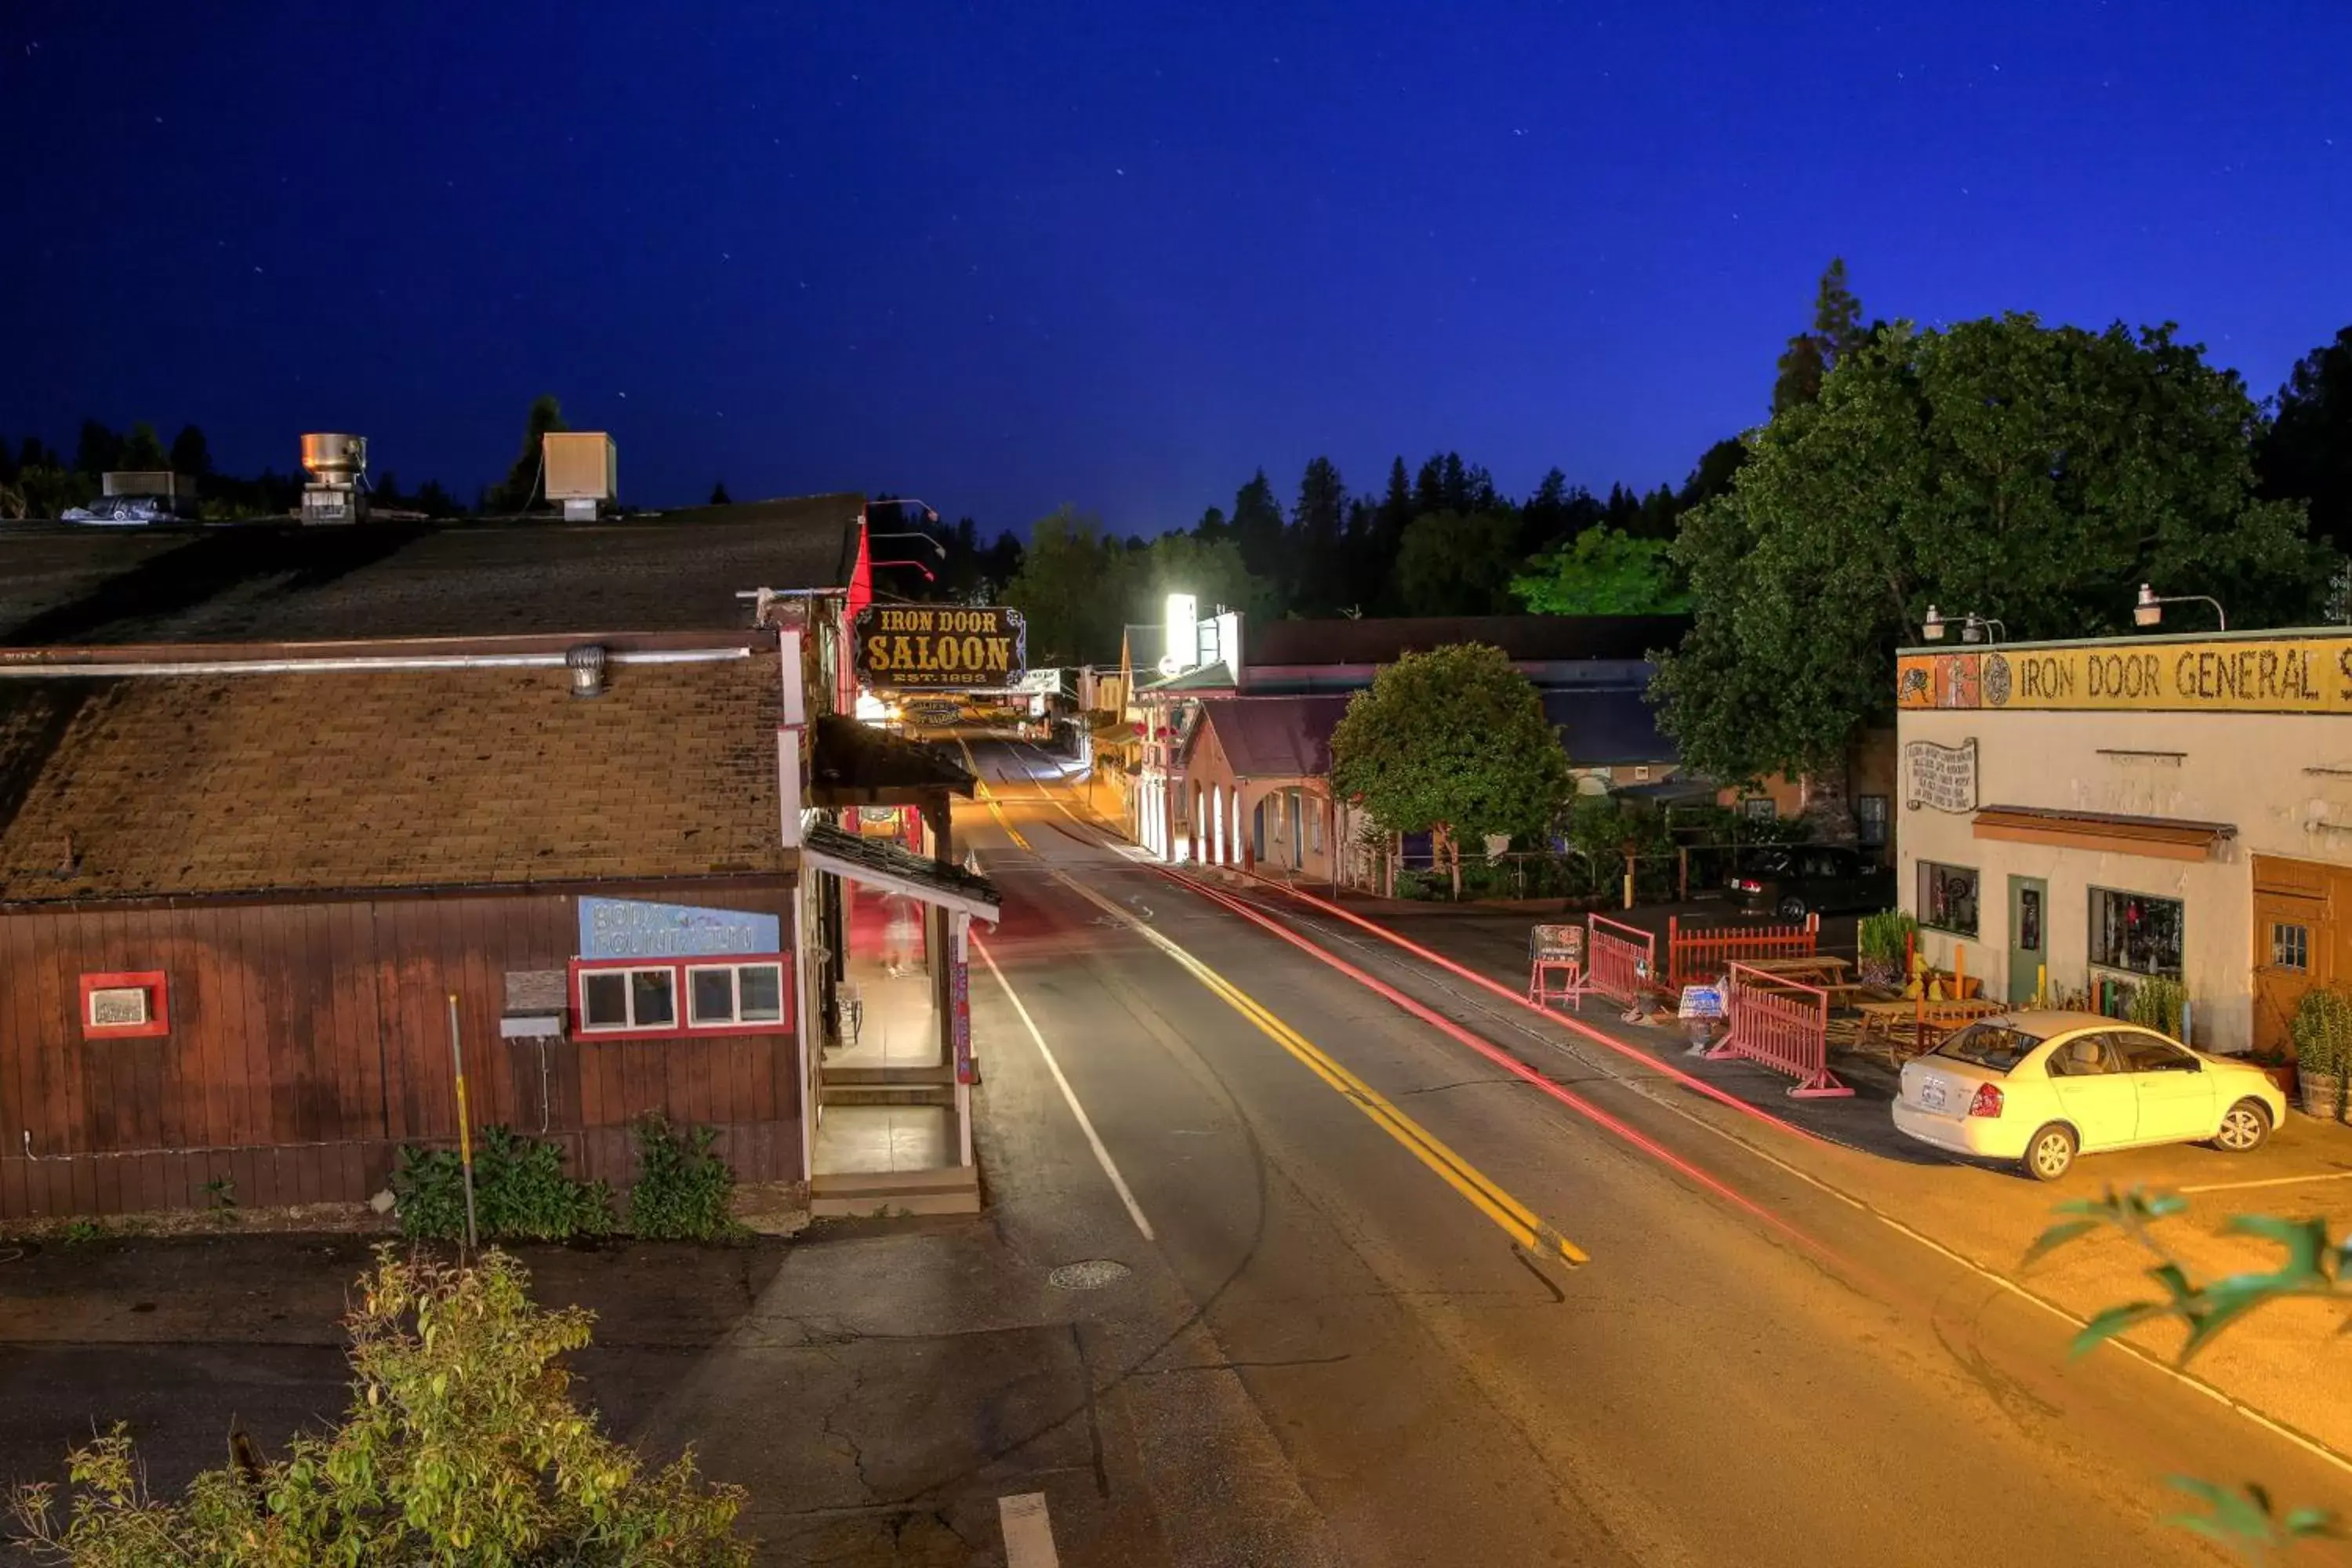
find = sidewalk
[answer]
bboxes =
[1218,873,2352,1466]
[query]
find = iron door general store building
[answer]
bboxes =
[1896,626,2352,1056]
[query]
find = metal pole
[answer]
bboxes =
[448,993,478,1254]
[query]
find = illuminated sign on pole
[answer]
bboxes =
[1163,593,1198,676]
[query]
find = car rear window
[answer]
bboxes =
[1932,1023,2045,1074]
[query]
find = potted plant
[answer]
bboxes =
[2288,986,2352,1120]
[2126,975,2187,1041]
[1857,909,1917,989]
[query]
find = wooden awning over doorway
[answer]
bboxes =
[1970,804,2236,862]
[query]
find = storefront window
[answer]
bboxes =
[1918,861,1980,937]
[2089,887,2184,980]
[2270,922,2310,971]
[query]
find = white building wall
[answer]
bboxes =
[1899,705,2352,1052]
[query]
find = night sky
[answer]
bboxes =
[4,2,2345,531]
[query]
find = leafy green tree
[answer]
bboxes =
[1656,315,2327,786]
[1392,510,1522,615]
[1512,528,1692,615]
[9,1247,750,1565]
[169,424,212,477]
[1004,506,1134,665]
[1330,643,1571,897]
[1229,469,1287,586]
[2259,325,2352,559]
[488,394,567,513]
[1289,456,1347,612]
[412,479,459,518]
[118,422,169,472]
[1678,436,1748,510]
[1772,258,1869,416]
[1139,530,1269,624]
[73,419,121,477]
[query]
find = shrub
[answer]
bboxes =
[2126,974,2187,1040]
[391,1127,614,1243]
[1857,909,1918,968]
[628,1116,743,1242]
[9,1247,753,1564]
[2291,985,2352,1077]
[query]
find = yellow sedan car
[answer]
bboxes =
[1893,1009,2285,1181]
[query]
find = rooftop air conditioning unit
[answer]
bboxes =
[543,432,617,521]
[299,433,368,526]
[101,471,197,501]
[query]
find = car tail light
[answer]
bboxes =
[1967,1082,2004,1119]
[1733,878,1762,893]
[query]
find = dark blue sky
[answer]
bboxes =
[4,2,2345,532]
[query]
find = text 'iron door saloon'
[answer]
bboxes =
[1893,1010,2285,1181]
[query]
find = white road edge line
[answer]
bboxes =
[999,1491,1061,1567]
[974,931,1156,1240]
[2178,1169,2352,1195]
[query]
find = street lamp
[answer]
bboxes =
[869,558,936,583]
[1921,606,2003,644]
[2135,583,2227,631]
[866,498,940,524]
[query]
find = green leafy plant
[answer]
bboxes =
[9,1247,753,1564]
[1857,909,1918,969]
[2289,987,2352,1077]
[626,1117,743,1242]
[201,1175,237,1214]
[2029,1186,2348,1558]
[2129,975,2189,1040]
[390,1127,613,1243]
[58,1219,105,1246]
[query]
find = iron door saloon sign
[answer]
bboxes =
[855,605,1027,690]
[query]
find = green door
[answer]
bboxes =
[2007,875,2048,1005]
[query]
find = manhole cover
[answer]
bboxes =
[1047,1259,1131,1290]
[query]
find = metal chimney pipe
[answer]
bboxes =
[565,643,608,698]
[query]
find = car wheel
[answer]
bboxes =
[2023,1123,2077,1182]
[2214,1098,2271,1154]
[1776,895,1807,920]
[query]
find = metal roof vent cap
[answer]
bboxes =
[565,643,608,699]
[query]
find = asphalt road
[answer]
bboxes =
[939,732,2352,1566]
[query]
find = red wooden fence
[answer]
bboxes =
[1585,915,1657,1009]
[1708,962,1849,1098]
[1666,913,1820,987]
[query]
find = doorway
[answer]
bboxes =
[2006,875,2047,1006]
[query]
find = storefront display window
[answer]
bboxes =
[2089,887,2183,979]
[1918,861,1979,937]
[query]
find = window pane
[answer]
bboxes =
[2089,888,2183,979]
[738,964,784,1022]
[689,968,737,1025]
[2271,923,2310,971]
[1918,861,1979,937]
[631,969,676,1027]
[2045,1034,2111,1077]
[2112,1030,2193,1070]
[583,971,630,1029]
[1856,796,1889,847]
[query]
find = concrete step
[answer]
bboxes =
[810,1165,980,1218]
[822,1065,952,1086]
[820,1083,955,1107]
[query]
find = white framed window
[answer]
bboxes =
[1743,797,1776,822]
[687,961,787,1026]
[579,965,677,1033]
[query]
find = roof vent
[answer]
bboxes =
[565,643,608,699]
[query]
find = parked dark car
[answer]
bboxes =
[1731,845,1894,918]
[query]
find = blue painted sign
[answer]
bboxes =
[578,897,781,960]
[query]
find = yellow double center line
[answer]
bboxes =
[1049,869,1585,1268]
[957,736,1030,850]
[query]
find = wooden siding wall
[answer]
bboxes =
[0,887,798,1219]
